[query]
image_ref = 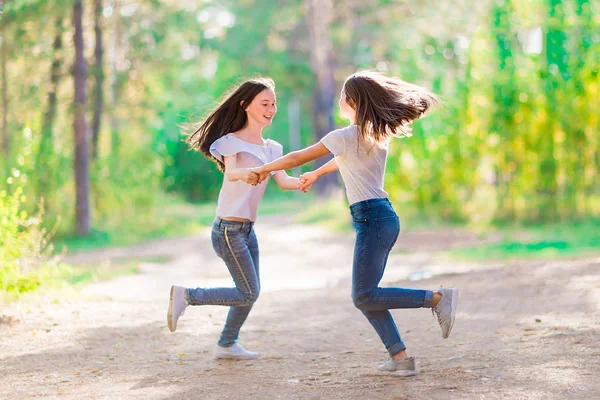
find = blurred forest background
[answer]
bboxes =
[1,0,599,295]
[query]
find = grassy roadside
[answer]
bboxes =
[449,219,600,261]
[29,192,305,302]
[56,191,600,262]
[295,196,600,261]
[54,191,307,254]
[67,256,171,286]
[11,193,597,303]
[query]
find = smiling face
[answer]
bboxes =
[245,88,277,126]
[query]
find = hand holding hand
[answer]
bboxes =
[299,171,318,193]
[242,169,260,186]
[299,181,312,193]
[251,167,270,184]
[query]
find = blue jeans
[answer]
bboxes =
[186,218,260,347]
[350,198,433,356]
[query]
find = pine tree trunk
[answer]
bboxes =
[36,17,63,203]
[538,0,565,221]
[491,1,518,222]
[91,0,104,160]
[1,17,8,158]
[73,0,91,236]
[304,0,338,195]
[110,0,120,156]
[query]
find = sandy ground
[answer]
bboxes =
[1,215,599,400]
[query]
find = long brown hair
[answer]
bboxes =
[186,77,275,171]
[343,71,439,144]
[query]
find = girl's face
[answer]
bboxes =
[339,89,355,121]
[245,88,277,126]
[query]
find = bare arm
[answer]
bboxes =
[223,155,259,185]
[272,170,301,191]
[254,142,331,182]
[260,142,331,172]
[312,158,339,176]
[298,158,338,191]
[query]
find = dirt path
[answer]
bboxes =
[1,216,599,399]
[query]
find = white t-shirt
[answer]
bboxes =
[321,125,389,205]
[210,135,283,221]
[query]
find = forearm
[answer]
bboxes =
[278,176,301,191]
[314,158,338,177]
[261,151,307,173]
[225,167,250,182]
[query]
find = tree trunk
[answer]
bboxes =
[537,0,564,221]
[491,2,518,222]
[91,0,104,160]
[304,0,337,194]
[1,17,8,158]
[110,0,120,156]
[36,16,63,203]
[73,0,91,236]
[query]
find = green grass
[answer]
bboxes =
[295,195,353,231]
[450,219,600,261]
[294,196,600,261]
[294,196,464,233]
[68,262,140,285]
[67,256,171,286]
[54,191,309,254]
[53,194,217,253]
[52,187,600,263]
[0,256,159,303]
[259,192,309,216]
[54,201,216,253]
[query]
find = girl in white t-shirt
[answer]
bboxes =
[254,71,458,376]
[166,77,302,360]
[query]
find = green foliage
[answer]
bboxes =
[1,0,599,270]
[0,186,70,297]
[387,0,600,224]
[54,193,217,253]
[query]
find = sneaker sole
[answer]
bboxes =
[444,288,458,339]
[213,354,259,360]
[379,370,419,377]
[394,370,419,377]
[167,285,176,332]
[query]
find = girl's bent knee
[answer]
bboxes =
[352,292,371,310]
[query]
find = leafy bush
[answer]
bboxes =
[0,187,70,298]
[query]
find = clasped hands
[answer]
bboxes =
[242,167,269,186]
[241,167,318,193]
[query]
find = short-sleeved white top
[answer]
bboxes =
[320,125,389,205]
[210,135,283,221]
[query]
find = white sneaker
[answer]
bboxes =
[167,285,188,332]
[432,287,458,339]
[213,343,259,360]
[378,357,419,377]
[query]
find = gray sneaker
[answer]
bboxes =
[167,285,188,332]
[432,287,458,339]
[378,357,418,376]
[213,343,259,360]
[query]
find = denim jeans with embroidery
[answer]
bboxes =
[350,198,433,356]
[186,218,260,347]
